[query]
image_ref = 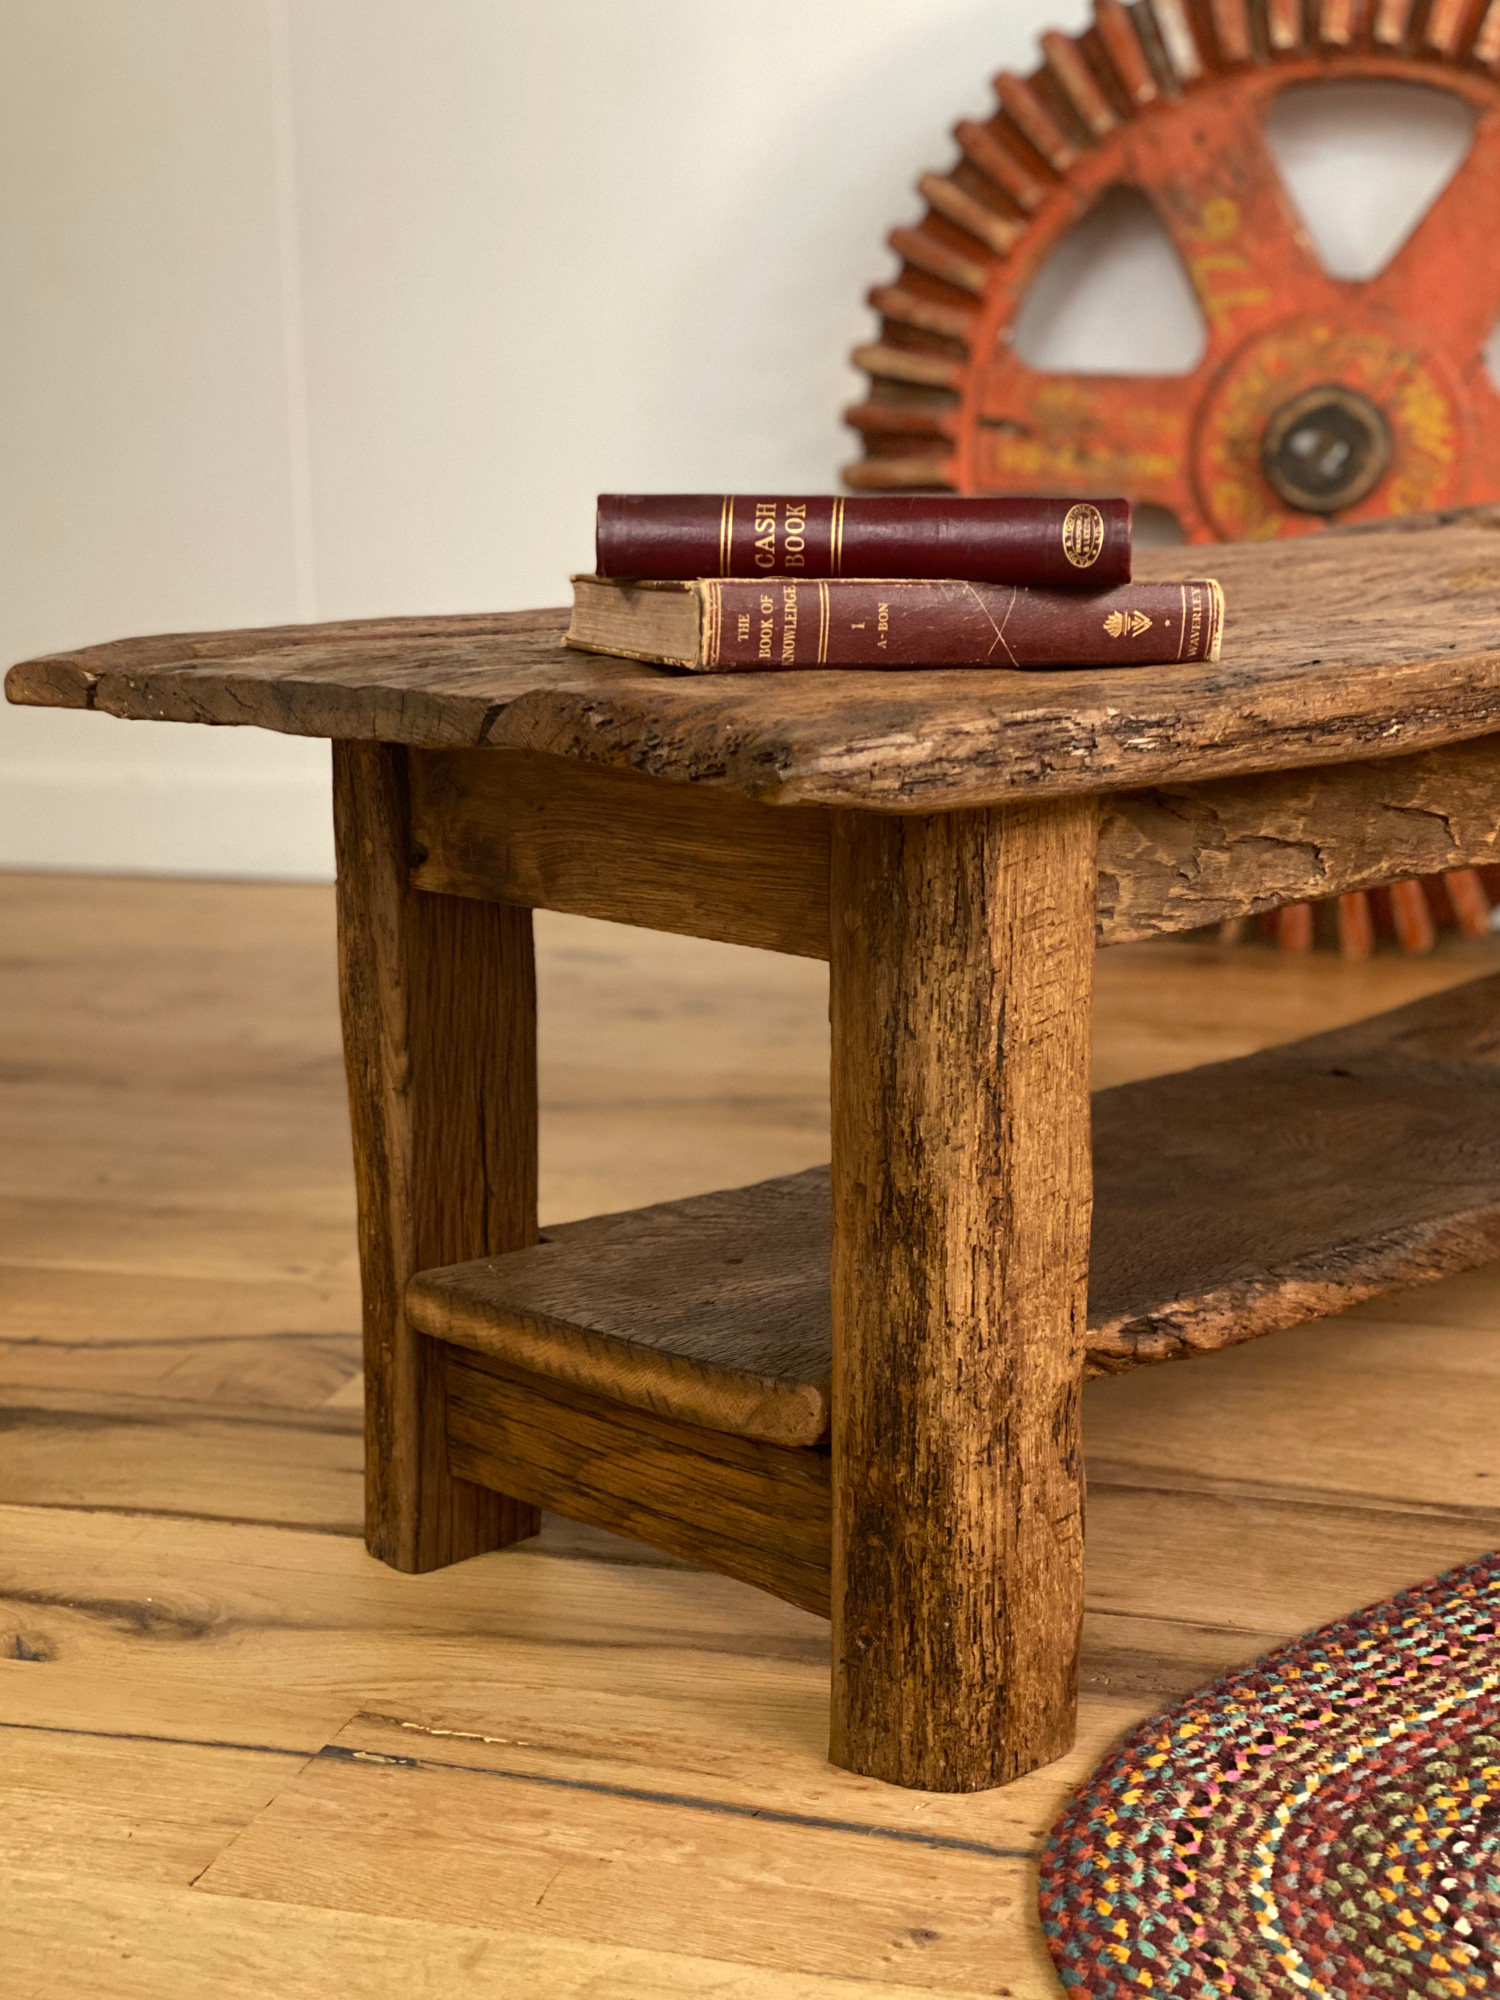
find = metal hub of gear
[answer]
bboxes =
[845,0,1500,951]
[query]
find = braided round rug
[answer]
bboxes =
[1038,1551,1500,1998]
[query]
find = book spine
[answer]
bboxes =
[598,494,1131,588]
[695,578,1221,671]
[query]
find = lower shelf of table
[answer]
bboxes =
[413,969,1500,1463]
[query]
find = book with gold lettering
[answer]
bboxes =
[566,574,1223,673]
[597,494,1131,589]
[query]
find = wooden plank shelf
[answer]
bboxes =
[409,972,1500,1450]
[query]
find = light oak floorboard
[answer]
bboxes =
[3,872,1499,1995]
[10,1867,982,2000]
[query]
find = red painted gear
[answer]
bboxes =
[845,0,1500,954]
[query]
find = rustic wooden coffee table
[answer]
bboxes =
[14,511,1500,1794]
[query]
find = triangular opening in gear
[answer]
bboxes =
[1011,185,1207,375]
[1263,80,1474,281]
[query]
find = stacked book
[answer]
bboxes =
[566,495,1223,673]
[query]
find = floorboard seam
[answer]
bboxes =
[0,1716,314,1759]
[328,1725,1036,1859]
[0,1500,362,1536]
[1087,1474,1500,1527]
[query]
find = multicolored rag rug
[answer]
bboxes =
[1038,1552,1500,1998]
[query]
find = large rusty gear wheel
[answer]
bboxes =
[845,0,1500,954]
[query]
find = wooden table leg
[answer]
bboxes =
[828,800,1097,1791]
[333,741,541,1572]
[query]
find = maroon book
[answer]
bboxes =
[596,494,1132,589]
[567,575,1222,672]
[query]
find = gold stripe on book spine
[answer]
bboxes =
[718,497,734,577]
[705,581,720,665]
[1176,584,1188,662]
[829,497,845,575]
[817,581,830,664]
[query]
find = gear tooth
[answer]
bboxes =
[1336,892,1375,960]
[1443,867,1493,937]
[918,173,1022,258]
[850,342,963,393]
[1315,0,1359,45]
[843,455,956,492]
[1041,31,1119,134]
[843,400,957,444]
[1094,0,1161,104]
[992,72,1081,169]
[1128,0,1187,90]
[1424,0,1471,52]
[952,119,1048,210]
[1372,0,1417,45]
[867,282,977,348]
[1472,0,1500,63]
[1147,0,1207,78]
[1262,0,1305,47]
[1209,0,1255,62]
[888,222,989,297]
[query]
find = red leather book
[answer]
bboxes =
[596,494,1131,589]
[567,575,1222,672]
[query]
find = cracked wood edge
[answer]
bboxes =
[14,515,1500,810]
[1096,734,1500,940]
[1086,1206,1500,1373]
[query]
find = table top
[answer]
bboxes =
[12,509,1500,811]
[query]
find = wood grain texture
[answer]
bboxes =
[12,1870,943,2000]
[1097,735,1500,941]
[445,1348,831,1618]
[413,969,1500,1452]
[828,800,1097,1791]
[191,1706,1064,1994]
[0,1387,361,1534]
[16,511,1500,811]
[333,741,539,1571]
[411,1175,832,1447]
[10,872,1500,1997]
[408,746,831,958]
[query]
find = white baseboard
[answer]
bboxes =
[0,761,335,880]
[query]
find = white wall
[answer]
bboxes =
[0,0,1073,879]
[0,3,1475,879]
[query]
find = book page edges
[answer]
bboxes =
[1204,578,1224,664]
[565,574,704,669]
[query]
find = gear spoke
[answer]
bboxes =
[1362,105,1500,365]
[972,363,1207,532]
[1111,91,1334,358]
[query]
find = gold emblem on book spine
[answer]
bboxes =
[1104,609,1152,638]
[1062,502,1106,569]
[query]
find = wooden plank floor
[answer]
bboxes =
[4,872,1499,1997]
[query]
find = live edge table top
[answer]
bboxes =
[13,510,1500,813]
